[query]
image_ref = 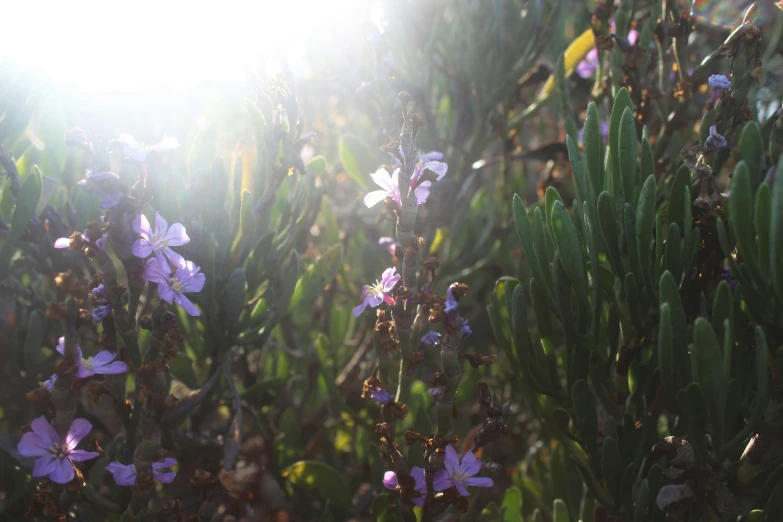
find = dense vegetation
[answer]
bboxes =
[1,1,782,521]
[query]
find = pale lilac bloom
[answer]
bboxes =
[705,125,728,152]
[576,27,639,79]
[113,134,180,163]
[378,237,399,255]
[56,337,127,379]
[92,305,113,323]
[105,458,178,486]
[132,212,189,268]
[53,237,72,248]
[17,416,100,484]
[142,257,205,317]
[92,284,106,297]
[364,168,403,208]
[77,170,125,209]
[420,332,441,345]
[709,74,731,91]
[433,445,494,496]
[352,267,400,317]
[371,389,395,405]
[409,158,448,204]
[383,466,427,507]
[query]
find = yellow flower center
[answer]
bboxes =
[169,277,183,292]
[81,357,93,371]
[48,442,68,460]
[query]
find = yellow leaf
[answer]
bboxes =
[538,28,595,101]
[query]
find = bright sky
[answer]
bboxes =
[0,0,372,92]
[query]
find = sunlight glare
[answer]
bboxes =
[0,0,367,92]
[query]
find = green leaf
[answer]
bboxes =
[667,165,691,234]
[730,162,758,275]
[597,191,623,276]
[513,194,555,309]
[566,134,587,204]
[501,486,523,522]
[583,102,604,196]
[609,88,634,201]
[532,208,554,289]
[571,380,597,455]
[692,318,728,445]
[711,281,732,345]
[659,271,689,383]
[602,436,623,502]
[550,200,588,311]
[664,223,682,284]
[772,156,783,304]
[618,107,638,205]
[8,165,42,241]
[738,121,765,191]
[636,175,656,298]
[545,186,563,237]
[239,190,255,239]
[338,135,369,188]
[223,268,247,339]
[553,499,570,522]
[754,183,771,275]
[282,460,353,511]
[287,244,343,313]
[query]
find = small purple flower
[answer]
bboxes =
[113,134,180,163]
[352,267,400,317]
[445,286,458,314]
[42,374,57,391]
[460,320,472,338]
[105,458,178,486]
[721,265,738,292]
[420,332,441,346]
[56,337,128,379]
[704,125,728,152]
[92,284,106,297]
[364,168,402,208]
[708,74,731,91]
[371,389,395,405]
[142,257,206,317]
[91,305,113,323]
[378,237,399,256]
[77,170,126,209]
[428,385,447,401]
[383,466,427,507]
[576,26,638,79]
[433,445,494,496]
[409,158,448,204]
[17,416,100,484]
[133,212,189,268]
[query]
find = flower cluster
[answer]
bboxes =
[364,153,448,209]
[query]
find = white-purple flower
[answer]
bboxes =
[77,170,126,209]
[133,212,189,268]
[371,388,395,405]
[708,74,731,91]
[17,416,100,484]
[420,332,441,346]
[142,257,205,317]
[705,124,728,152]
[383,466,427,507]
[364,168,403,208]
[105,458,177,486]
[56,337,128,379]
[113,134,180,163]
[352,267,400,317]
[409,158,448,204]
[433,445,494,496]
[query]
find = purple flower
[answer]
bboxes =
[461,320,472,338]
[17,416,100,484]
[364,168,403,208]
[352,267,401,317]
[91,305,113,323]
[142,257,205,317]
[378,237,399,256]
[705,125,728,152]
[383,466,427,507]
[133,212,189,268]
[92,284,106,297]
[576,26,638,79]
[54,218,108,251]
[42,374,57,391]
[77,170,126,209]
[420,332,441,345]
[433,445,494,496]
[409,158,448,204]
[445,286,458,314]
[105,458,177,487]
[721,265,738,292]
[113,134,180,163]
[428,385,447,401]
[56,337,128,379]
[371,388,395,405]
[708,74,731,91]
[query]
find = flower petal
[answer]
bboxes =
[149,136,181,153]
[163,248,187,269]
[54,238,71,248]
[49,458,75,484]
[459,450,481,477]
[162,223,189,246]
[69,450,100,462]
[413,184,430,205]
[153,458,178,469]
[352,298,369,317]
[444,445,460,476]
[33,455,57,477]
[30,416,60,448]
[65,419,92,450]
[432,470,453,491]
[370,168,394,191]
[142,257,171,284]
[454,480,470,497]
[18,433,52,457]
[106,462,137,486]
[89,351,117,368]
[157,282,176,304]
[92,361,128,375]
[154,212,169,237]
[422,161,448,181]
[464,477,494,488]
[382,471,398,490]
[133,213,152,238]
[364,189,390,208]
[174,294,201,317]
[154,470,177,484]
[56,337,66,355]
[181,270,206,294]
[410,466,427,494]
[133,239,153,258]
